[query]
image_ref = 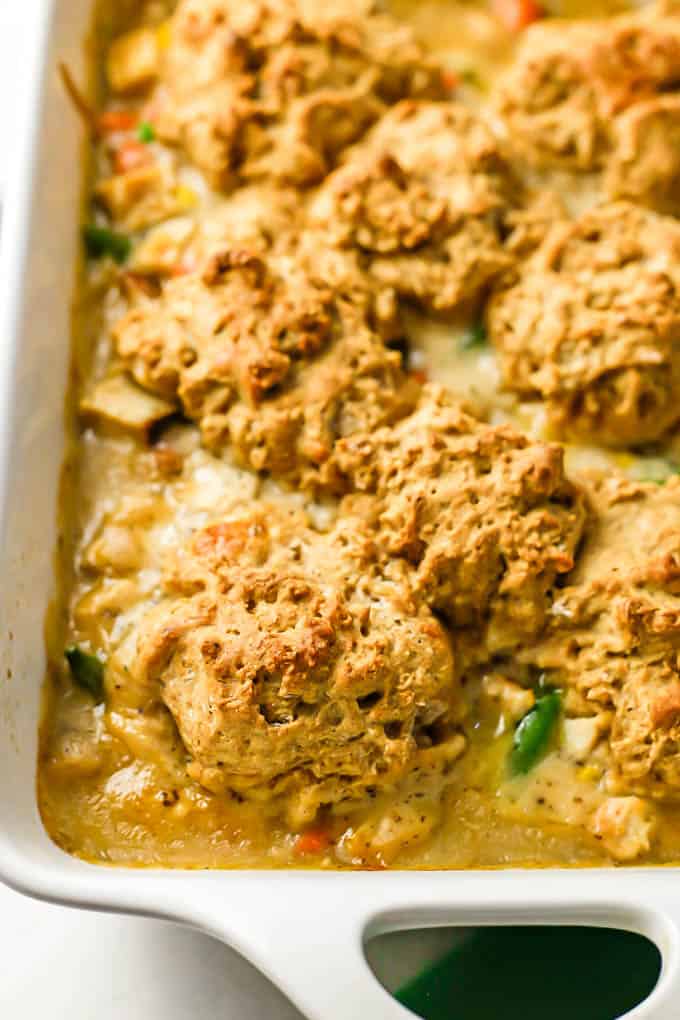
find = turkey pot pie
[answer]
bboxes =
[39,0,680,870]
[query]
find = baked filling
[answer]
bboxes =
[39,0,680,869]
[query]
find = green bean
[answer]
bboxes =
[509,691,561,775]
[459,320,487,351]
[83,224,131,264]
[65,646,105,701]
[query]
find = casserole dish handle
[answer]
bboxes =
[199,890,416,1020]
[194,881,680,1020]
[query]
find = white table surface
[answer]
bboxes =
[0,881,309,1019]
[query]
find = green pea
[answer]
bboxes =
[137,121,155,143]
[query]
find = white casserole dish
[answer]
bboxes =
[2,3,680,1017]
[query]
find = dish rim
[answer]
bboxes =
[1,2,680,1017]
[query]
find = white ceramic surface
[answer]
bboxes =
[0,880,307,1019]
[1,3,680,1019]
[0,9,21,196]
[0,878,459,1019]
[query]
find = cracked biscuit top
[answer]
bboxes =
[130,506,465,825]
[487,201,680,446]
[151,0,445,190]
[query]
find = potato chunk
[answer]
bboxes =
[95,167,185,232]
[80,375,176,438]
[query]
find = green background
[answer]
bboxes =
[396,927,661,1020]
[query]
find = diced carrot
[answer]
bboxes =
[113,140,154,174]
[410,369,428,385]
[490,0,544,32]
[171,252,198,277]
[295,828,332,856]
[441,69,459,93]
[99,109,138,133]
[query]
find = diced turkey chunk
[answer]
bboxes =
[82,495,164,576]
[329,386,586,655]
[84,525,145,575]
[107,27,159,95]
[151,0,445,190]
[80,375,176,438]
[482,676,535,725]
[589,796,656,862]
[73,580,141,642]
[488,202,680,446]
[105,706,183,771]
[311,101,519,314]
[45,730,104,781]
[335,792,449,867]
[131,507,465,825]
[130,217,197,276]
[563,714,611,763]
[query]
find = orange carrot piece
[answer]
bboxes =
[491,0,544,32]
[99,109,138,133]
[113,140,153,174]
[295,828,332,855]
[171,252,198,277]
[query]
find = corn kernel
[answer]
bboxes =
[156,20,172,51]
[578,765,600,783]
[174,185,198,210]
[613,452,635,469]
